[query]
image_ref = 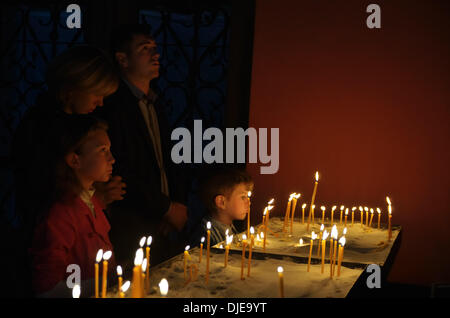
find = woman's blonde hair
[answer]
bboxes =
[46,45,119,103]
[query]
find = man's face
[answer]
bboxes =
[118,34,160,81]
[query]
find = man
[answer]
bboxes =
[94,24,188,267]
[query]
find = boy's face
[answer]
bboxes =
[221,183,251,221]
[76,129,115,183]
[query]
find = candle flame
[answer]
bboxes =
[103,250,112,261]
[159,278,169,296]
[263,209,267,216]
[117,265,122,276]
[370,208,374,214]
[386,196,391,205]
[248,191,252,197]
[147,236,153,246]
[121,280,130,293]
[226,235,233,245]
[332,206,337,211]
[134,248,144,266]
[278,266,284,273]
[312,204,315,209]
[364,207,369,212]
[141,258,147,273]
[352,207,357,211]
[343,227,347,235]
[299,238,303,245]
[250,227,255,235]
[257,234,261,240]
[339,236,346,247]
[260,232,264,239]
[315,171,319,182]
[225,229,229,236]
[268,198,275,205]
[340,205,344,211]
[321,206,325,211]
[345,209,348,215]
[311,231,318,240]
[331,225,338,240]
[185,245,190,251]
[377,208,381,214]
[388,205,392,215]
[268,205,274,211]
[201,237,205,243]
[320,224,324,231]
[242,234,247,241]
[207,221,211,230]
[72,284,80,298]
[96,249,103,263]
[322,230,329,240]
[295,193,301,199]
[139,236,146,247]
[302,203,307,209]
[359,206,363,212]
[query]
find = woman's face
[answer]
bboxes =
[63,90,105,114]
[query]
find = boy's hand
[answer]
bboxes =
[94,176,127,206]
[159,202,187,235]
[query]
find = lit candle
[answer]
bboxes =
[101,250,112,298]
[139,236,146,248]
[241,234,247,280]
[317,224,324,256]
[199,237,205,263]
[206,221,211,284]
[290,193,301,234]
[247,191,252,237]
[95,249,103,298]
[308,172,319,227]
[344,208,348,227]
[351,207,356,226]
[307,231,317,272]
[388,200,393,241]
[302,203,307,224]
[277,266,284,298]
[320,206,326,225]
[321,230,329,273]
[331,206,337,225]
[330,225,338,278]
[377,208,381,229]
[283,194,294,233]
[117,265,123,298]
[247,227,255,277]
[337,236,346,277]
[364,207,369,227]
[369,208,374,228]
[263,209,267,251]
[120,280,130,298]
[159,278,169,298]
[266,198,275,226]
[132,248,143,298]
[339,205,344,225]
[71,284,80,298]
[141,258,147,296]
[224,234,233,268]
[359,206,364,226]
[184,245,191,281]
[145,236,152,293]
[311,204,316,225]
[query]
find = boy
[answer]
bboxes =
[191,168,254,247]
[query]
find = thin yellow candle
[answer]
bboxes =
[265,199,274,229]
[101,250,112,298]
[241,234,247,280]
[337,236,346,277]
[359,206,364,226]
[290,193,301,234]
[120,280,130,298]
[277,266,284,298]
[247,227,255,277]
[145,236,152,293]
[247,191,252,237]
[307,231,317,272]
[283,194,293,233]
[339,205,344,225]
[377,208,381,229]
[224,234,233,267]
[311,204,316,225]
[184,245,191,281]
[158,278,169,298]
[388,204,393,241]
[206,222,211,284]
[321,230,329,273]
[132,248,143,298]
[141,258,147,296]
[117,265,123,298]
[199,237,205,263]
[364,207,369,227]
[94,249,103,298]
[320,206,326,225]
[351,207,356,226]
[308,172,319,227]
[301,203,307,224]
[369,208,374,228]
[331,206,337,225]
[344,208,348,227]
[330,225,338,278]
[317,224,324,256]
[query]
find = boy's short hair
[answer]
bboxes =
[199,168,254,215]
[110,24,154,57]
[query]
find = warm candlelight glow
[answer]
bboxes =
[299,238,303,245]
[141,258,147,273]
[96,249,103,263]
[117,265,122,276]
[315,171,319,182]
[72,284,80,298]
[278,266,283,273]
[147,236,153,246]
[248,191,252,197]
[268,198,275,205]
[121,280,130,292]
[386,196,391,205]
[339,236,346,246]
[103,250,112,261]
[139,236,146,248]
[321,206,325,211]
[207,221,211,230]
[331,225,338,240]
[322,230,329,240]
[250,226,255,235]
[302,204,307,209]
[343,227,347,235]
[201,237,205,243]
[159,278,169,297]
[320,224,324,231]
[135,249,144,266]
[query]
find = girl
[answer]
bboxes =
[30,115,116,297]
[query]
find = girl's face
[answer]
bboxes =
[63,90,105,114]
[76,129,115,185]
